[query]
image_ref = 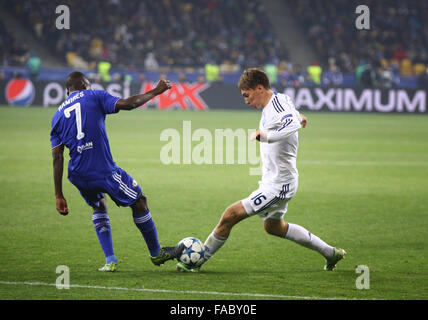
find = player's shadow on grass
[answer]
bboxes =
[106,267,353,277]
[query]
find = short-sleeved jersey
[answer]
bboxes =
[50,89,120,180]
[258,91,302,190]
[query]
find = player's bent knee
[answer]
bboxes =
[264,223,277,236]
[92,197,108,212]
[264,225,275,235]
[131,194,148,214]
[264,219,287,237]
[221,202,247,226]
[220,208,235,225]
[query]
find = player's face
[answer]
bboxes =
[241,86,264,109]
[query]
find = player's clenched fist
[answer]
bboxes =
[154,79,172,95]
[56,196,69,216]
[300,113,307,128]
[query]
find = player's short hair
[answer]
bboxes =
[238,68,271,90]
[66,71,90,92]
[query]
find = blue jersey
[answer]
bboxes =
[50,89,120,180]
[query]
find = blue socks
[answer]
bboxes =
[133,209,161,257]
[93,209,161,262]
[92,211,117,264]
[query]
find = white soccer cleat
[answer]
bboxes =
[98,261,118,272]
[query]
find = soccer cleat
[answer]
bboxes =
[98,261,118,272]
[151,244,185,266]
[176,261,200,273]
[324,248,346,271]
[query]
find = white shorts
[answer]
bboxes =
[241,180,298,221]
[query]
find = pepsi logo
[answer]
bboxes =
[5,78,35,106]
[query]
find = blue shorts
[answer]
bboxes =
[69,168,143,207]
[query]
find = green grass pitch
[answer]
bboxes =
[0,106,427,300]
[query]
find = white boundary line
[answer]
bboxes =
[0,281,351,300]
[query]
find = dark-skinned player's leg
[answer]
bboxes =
[131,194,184,266]
[91,196,118,271]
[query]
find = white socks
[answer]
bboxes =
[284,223,334,259]
[203,231,227,260]
[202,223,334,264]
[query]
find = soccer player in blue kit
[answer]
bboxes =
[51,71,183,271]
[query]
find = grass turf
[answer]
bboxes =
[0,106,427,300]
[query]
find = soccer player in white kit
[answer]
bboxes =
[177,68,346,272]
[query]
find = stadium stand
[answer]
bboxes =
[0,0,426,88]
[2,0,289,71]
[290,0,428,77]
[0,20,30,67]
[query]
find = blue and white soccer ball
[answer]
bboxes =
[178,237,206,268]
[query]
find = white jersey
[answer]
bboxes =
[258,91,302,192]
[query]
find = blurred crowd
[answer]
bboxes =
[289,0,428,87]
[1,0,427,88]
[0,20,30,66]
[2,0,288,72]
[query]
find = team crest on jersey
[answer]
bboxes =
[132,179,138,188]
[280,114,293,122]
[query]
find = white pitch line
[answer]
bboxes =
[0,280,351,300]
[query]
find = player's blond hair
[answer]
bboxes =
[238,68,271,90]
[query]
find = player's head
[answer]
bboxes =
[66,71,91,96]
[238,68,271,91]
[238,68,271,109]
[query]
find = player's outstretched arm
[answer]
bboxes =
[115,79,172,111]
[52,144,68,215]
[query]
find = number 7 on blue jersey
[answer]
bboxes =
[64,102,85,140]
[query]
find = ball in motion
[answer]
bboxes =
[178,237,206,269]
